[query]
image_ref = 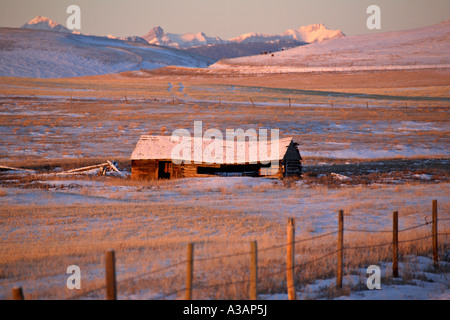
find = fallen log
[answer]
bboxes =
[57,161,120,175]
[0,165,35,173]
[60,163,109,174]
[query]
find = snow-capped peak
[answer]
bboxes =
[142,27,225,48]
[283,24,345,43]
[22,16,71,33]
[229,32,284,44]
[28,16,58,27]
[230,24,344,44]
[142,26,176,47]
[144,26,165,39]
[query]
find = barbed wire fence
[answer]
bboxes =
[11,200,449,300]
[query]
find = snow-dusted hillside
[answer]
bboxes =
[212,21,450,73]
[185,40,305,60]
[0,28,213,78]
[21,16,71,33]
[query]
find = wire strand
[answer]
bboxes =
[116,260,187,285]
[399,222,430,232]
[345,241,392,250]
[67,285,106,300]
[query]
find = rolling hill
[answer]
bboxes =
[0,27,213,78]
[211,21,450,73]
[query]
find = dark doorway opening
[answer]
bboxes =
[158,161,171,179]
[196,164,267,177]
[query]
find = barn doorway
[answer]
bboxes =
[158,161,171,179]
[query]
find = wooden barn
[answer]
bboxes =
[130,135,301,180]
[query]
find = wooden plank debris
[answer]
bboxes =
[107,161,120,173]
[0,165,34,173]
[64,163,110,174]
[57,161,120,175]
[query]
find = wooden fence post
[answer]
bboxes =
[186,243,194,300]
[432,200,438,268]
[105,250,117,300]
[286,218,296,300]
[337,210,344,288]
[12,287,24,300]
[393,211,399,278]
[250,241,258,300]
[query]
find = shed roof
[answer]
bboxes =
[131,135,295,164]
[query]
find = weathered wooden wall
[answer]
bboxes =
[131,159,158,180]
[182,163,221,178]
[132,160,218,180]
[131,140,302,180]
[131,161,269,180]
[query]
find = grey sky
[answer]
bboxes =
[1,0,449,39]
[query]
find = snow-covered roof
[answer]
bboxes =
[131,135,294,164]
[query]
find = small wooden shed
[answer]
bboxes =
[130,135,301,180]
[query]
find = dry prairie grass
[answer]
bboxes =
[0,200,448,300]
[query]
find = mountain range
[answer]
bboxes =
[142,24,344,59]
[142,24,344,48]
[20,16,344,59]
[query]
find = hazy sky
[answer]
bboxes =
[1,0,449,38]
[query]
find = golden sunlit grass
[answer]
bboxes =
[0,181,448,300]
[0,203,281,299]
